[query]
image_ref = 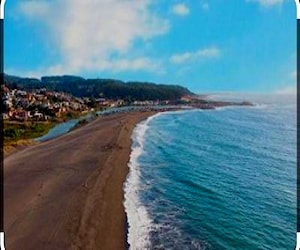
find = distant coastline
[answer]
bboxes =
[3,73,253,156]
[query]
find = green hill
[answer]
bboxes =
[4,74,193,101]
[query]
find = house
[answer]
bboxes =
[13,110,28,121]
[32,111,44,120]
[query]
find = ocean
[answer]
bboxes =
[124,94,296,250]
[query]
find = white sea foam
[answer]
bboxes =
[124,108,227,249]
[213,102,268,111]
[251,103,268,109]
[214,106,234,111]
[124,113,162,250]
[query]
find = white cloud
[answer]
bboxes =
[170,47,220,64]
[171,3,190,16]
[17,0,169,75]
[245,0,284,7]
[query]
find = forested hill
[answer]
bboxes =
[4,74,193,101]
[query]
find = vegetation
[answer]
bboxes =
[59,110,83,121]
[4,74,193,101]
[4,121,55,143]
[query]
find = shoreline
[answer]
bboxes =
[4,111,158,250]
[3,101,250,156]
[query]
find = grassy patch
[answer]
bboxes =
[4,121,56,144]
[3,139,36,156]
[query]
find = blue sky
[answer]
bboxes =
[4,0,297,93]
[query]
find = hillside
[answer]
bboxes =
[4,74,193,101]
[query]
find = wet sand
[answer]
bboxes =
[4,111,156,250]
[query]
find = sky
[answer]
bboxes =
[3,0,297,93]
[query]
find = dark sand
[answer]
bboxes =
[4,111,156,250]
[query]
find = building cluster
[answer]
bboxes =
[1,84,196,122]
[2,85,89,121]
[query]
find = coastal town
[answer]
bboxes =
[1,83,186,150]
[1,84,179,122]
[2,84,105,122]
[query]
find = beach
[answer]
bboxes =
[4,111,156,250]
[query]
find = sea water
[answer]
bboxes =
[124,94,296,250]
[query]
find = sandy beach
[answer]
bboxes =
[4,111,156,250]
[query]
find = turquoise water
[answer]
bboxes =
[124,96,296,249]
